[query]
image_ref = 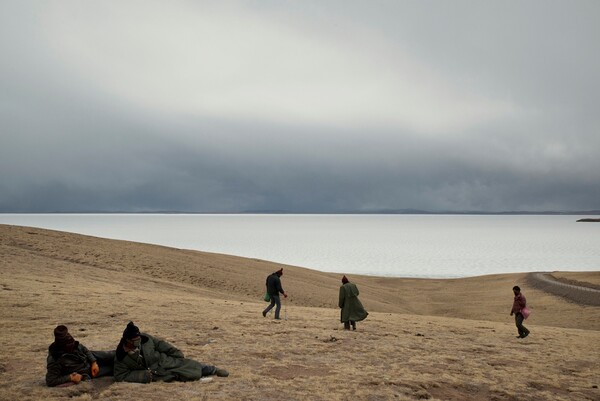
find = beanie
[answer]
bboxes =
[123,321,141,339]
[342,275,349,284]
[54,325,73,344]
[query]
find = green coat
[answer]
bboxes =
[339,282,368,322]
[114,334,206,383]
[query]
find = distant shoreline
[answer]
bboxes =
[1,210,600,215]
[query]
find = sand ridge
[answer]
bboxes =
[1,224,599,400]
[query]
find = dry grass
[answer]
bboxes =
[1,224,599,401]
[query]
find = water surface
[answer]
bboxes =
[1,214,598,278]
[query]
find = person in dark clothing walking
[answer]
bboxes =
[510,286,530,338]
[262,268,288,319]
[46,325,115,387]
[339,275,368,330]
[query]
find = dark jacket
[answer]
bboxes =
[339,282,368,323]
[46,342,96,387]
[114,333,207,383]
[266,273,284,297]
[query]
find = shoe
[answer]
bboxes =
[274,317,281,320]
[262,311,266,317]
[215,368,229,377]
[522,332,529,338]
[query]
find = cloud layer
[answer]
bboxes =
[1,1,599,212]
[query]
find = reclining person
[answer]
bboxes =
[114,321,229,383]
[46,325,115,387]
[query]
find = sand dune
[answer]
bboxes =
[1,224,599,400]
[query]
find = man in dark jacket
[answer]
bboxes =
[510,286,530,338]
[262,268,288,320]
[46,325,115,387]
[113,321,229,383]
[339,275,368,330]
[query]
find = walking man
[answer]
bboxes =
[262,268,288,320]
[510,285,530,338]
[339,275,368,330]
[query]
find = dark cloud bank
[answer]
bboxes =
[1,1,599,214]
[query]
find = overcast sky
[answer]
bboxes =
[1,1,599,213]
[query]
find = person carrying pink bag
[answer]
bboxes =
[510,286,530,339]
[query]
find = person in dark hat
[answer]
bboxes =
[339,275,368,330]
[113,321,229,383]
[46,325,115,387]
[262,268,288,320]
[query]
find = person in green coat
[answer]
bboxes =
[339,275,368,330]
[113,321,229,383]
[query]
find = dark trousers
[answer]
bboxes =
[515,313,530,337]
[92,350,116,377]
[263,295,281,318]
[343,320,356,330]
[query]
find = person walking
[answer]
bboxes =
[339,275,368,330]
[510,285,530,338]
[113,321,229,383]
[262,268,288,320]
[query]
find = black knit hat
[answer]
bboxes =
[53,325,73,344]
[123,321,141,339]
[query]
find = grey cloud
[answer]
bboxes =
[1,1,599,213]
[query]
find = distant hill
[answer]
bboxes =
[8,209,600,215]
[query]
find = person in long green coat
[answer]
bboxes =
[113,321,229,383]
[339,275,368,330]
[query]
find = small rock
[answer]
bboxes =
[593,385,598,389]
[212,327,218,330]
[415,333,424,337]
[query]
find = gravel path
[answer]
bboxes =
[527,272,600,306]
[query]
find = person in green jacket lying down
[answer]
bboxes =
[113,321,229,383]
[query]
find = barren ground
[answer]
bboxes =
[1,225,599,400]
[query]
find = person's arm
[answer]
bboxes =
[113,359,152,383]
[154,337,184,359]
[277,277,287,297]
[78,343,99,376]
[339,286,345,309]
[45,356,71,387]
[518,295,527,310]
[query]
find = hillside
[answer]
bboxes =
[1,225,599,400]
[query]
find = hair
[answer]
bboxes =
[512,285,521,292]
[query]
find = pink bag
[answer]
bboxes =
[521,307,531,319]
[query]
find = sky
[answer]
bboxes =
[1,1,599,213]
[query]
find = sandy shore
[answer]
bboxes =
[1,224,599,400]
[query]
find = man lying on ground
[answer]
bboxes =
[46,325,115,387]
[114,321,229,383]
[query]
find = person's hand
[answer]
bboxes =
[283,293,288,298]
[510,311,513,316]
[90,361,99,377]
[70,373,82,384]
